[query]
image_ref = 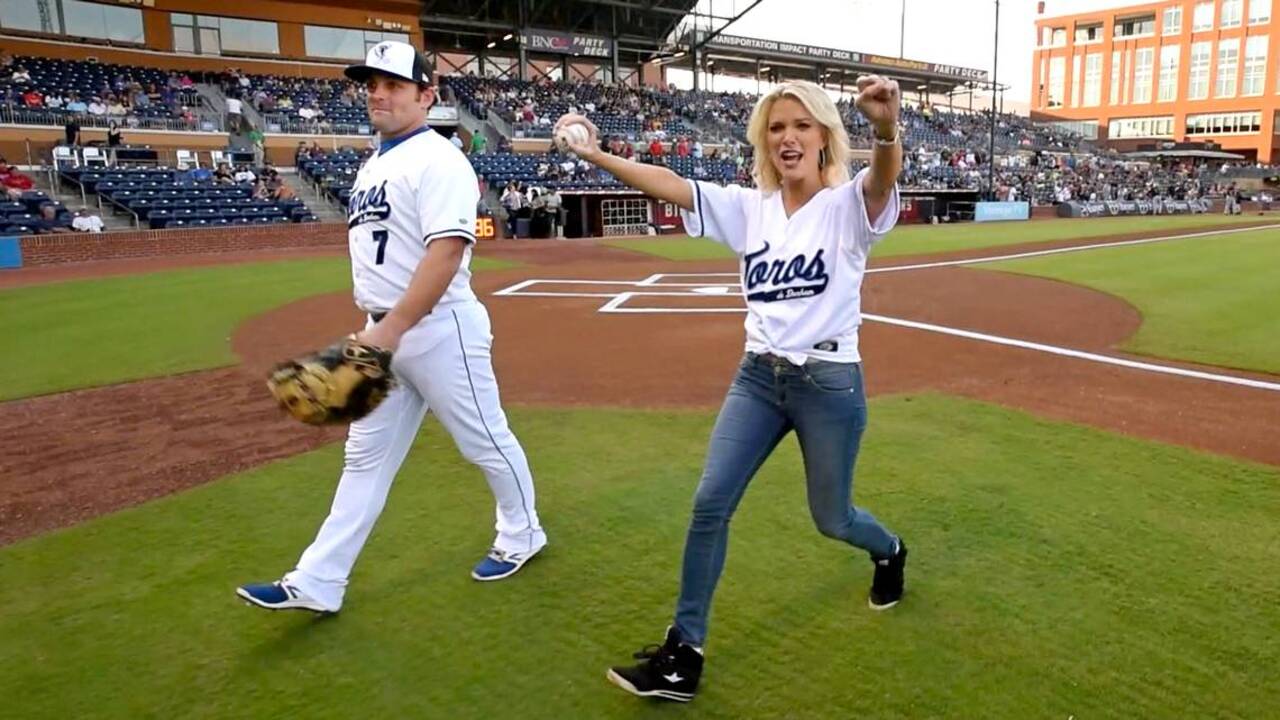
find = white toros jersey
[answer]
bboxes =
[681,168,900,364]
[347,126,479,314]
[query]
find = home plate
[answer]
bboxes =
[692,286,735,295]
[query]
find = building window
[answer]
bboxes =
[1164,6,1183,34]
[1039,56,1048,105]
[1132,47,1155,103]
[1052,27,1067,46]
[1111,50,1123,104]
[1185,111,1262,135]
[0,0,143,43]
[304,26,410,60]
[1189,41,1212,99]
[1249,0,1272,24]
[1083,53,1103,106]
[1243,35,1268,95]
[1072,54,1083,107]
[171,14,279,56]
[1114,14,1157,38]
[1048,56,1065,108]
[1126,48,1134,101]
[1075,23,1103,44]
[1194,1,1215,30]
[1222,0,1244,27]
[1158,45,1180,102]
[1217,39,1240,97]
[1108,116,1175,139]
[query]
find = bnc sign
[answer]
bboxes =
[521,29,613,57]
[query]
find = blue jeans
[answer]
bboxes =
[673,353,897,646]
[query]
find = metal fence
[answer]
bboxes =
[1,103,224,133]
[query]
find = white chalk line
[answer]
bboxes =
[865,222,1280,274]
[490,225,1280,392]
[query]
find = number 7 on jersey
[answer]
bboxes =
[371,230,389,265]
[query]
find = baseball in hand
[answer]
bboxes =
[555,122,590,153]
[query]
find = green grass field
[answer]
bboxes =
[0,256,516,401]
[605,214,1278,261]
[981,227,1280,374]
[2,396,1276,720]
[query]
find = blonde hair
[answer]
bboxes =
[745,80,851,193]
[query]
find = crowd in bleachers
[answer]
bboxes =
[1,51,208,131]
[1,156,106,234]
[224,68,373,135]
[10,46,1280,233]
[441,75,692,140]
[55,163,317,231]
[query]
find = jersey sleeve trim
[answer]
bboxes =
[424,228,477,245]
[683,179,705,237]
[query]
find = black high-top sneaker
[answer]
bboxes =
[869,538,908,610]
[606,626,704,702]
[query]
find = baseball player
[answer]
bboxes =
[237,41,546,613]
[555,76,907,702]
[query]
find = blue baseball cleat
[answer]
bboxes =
[236,580,334,613]
[471,545,544,581]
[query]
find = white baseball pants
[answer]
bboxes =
[284,301,544,610]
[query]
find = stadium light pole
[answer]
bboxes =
[988,0,999,201]
[899,0,906,57]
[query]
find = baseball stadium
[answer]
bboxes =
[1,0,1277,717]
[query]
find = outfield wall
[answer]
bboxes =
[14,222,347,266]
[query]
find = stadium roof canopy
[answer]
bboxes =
[420,0,705,67]
[419,0,995,96]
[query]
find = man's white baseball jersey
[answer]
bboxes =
[347,125,479,314]
[681,167,900,365]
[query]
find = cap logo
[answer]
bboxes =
[374,43,391,60]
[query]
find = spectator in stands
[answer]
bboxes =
[22,87,44,109]
[247,127,266,167]
[294,141,309,166]
[497,135,513,154]
[185,164,213,183]
[234,165,256,184]
[501,182,524,237]
[270,175,296,201]
[33,205,72,234]
[543,187,564,237]
[65,93,87,115]
[214,162,234,185]
[0,51,12,69]
[106,122,123,149]
[11,66,31,83]
[648,137,664,160]
[64,116,81,147]
[226,93,244,132]
[88,97,107,117]
[45,92,64,110]
[470,131,487,155]
[106,95,127,116]
[72,207,104,233]
[449,132,464,151]
[0,159,34,192]
[252,179,271,200]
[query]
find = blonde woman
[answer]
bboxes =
[555,76,907,702]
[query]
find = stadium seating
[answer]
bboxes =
[1,56,207,130]
[57,167,313,229]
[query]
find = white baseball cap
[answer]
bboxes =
[344,41,431,85]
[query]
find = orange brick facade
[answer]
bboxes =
[1032,0,1280,161]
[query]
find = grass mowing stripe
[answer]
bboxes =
[1,396,1275,719]
[604,215,1276,261]
[0,255,518,400]
[979,228,1280,374]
